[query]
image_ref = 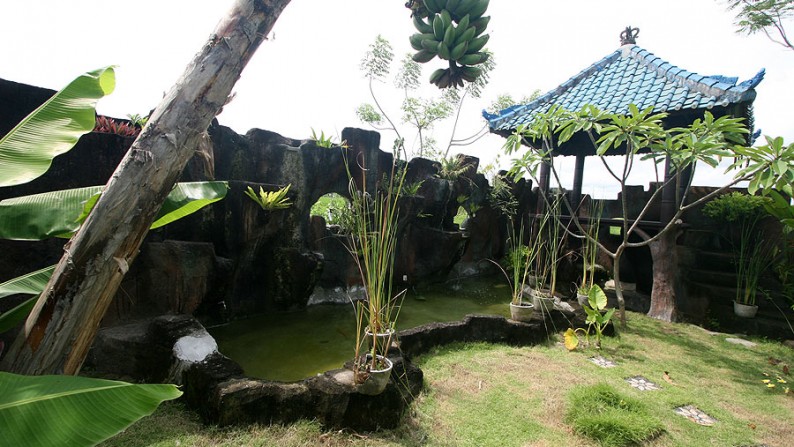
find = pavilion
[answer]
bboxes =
[482,27,764,221]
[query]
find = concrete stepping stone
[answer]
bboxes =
[725,337,757,348]
[625,375,660,391]
[589,355,617,368]
[674,405,717,426]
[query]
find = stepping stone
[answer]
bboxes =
[674,405,717,426]
[589,356,617,368]
[625,375,660,391]
[725,338,757,348]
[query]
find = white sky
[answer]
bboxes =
[1,1,791,198]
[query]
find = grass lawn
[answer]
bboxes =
[102,312,794,446]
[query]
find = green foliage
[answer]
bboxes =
[703,192,773,305]
[343,151,407,381]
[0,66,115,186]
[565,285,614,350]
[309,128,339,148]
[487,173,517,217]
[578,199,604,293]
[703,191,770,222]
[566,383,664,446]
[0,182,228,241]
[360,35,394,80]
[126,113,148,127]
[357,35,495,160]
[0,372,181,447]
[435,155,473,180]
[726,0,794,50]
[244,184,292,211]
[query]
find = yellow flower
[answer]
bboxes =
[767,383,776,388]
[777,378,787,384]
[762,379,771,383]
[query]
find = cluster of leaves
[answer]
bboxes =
[564,285,615,350]
[244,184,292,211]
[93,115,140,137]
[309,128,345,149]
[0,67,185,446]
[357,35,495,161]
[702,191,770,222]
[726,0,794,51]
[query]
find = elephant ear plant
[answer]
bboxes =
[564,284,615,350]
[343,146,408,394]
[0,67,232,445]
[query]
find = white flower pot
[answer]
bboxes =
[509,302,535,322]
[356,354,393,395]
[733,301,758,318]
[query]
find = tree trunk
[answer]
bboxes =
[612,246,627,328]
[1,0,292,375]
[646,223,681,322]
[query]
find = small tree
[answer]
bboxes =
[505,104,794,326]
[356,35,495,161]
[725,0,794,52]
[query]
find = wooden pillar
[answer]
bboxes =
[660,156,675,223]
[536,160,551,215]
[572,154,586,213]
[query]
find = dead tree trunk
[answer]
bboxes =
[646,222,681,322]
[1,0,292,375]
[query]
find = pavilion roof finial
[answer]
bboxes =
[620,26,640,45]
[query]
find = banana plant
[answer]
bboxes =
[0,372,181,447]
[0,67,207,445]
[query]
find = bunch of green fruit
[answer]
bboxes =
[407,0,491,88]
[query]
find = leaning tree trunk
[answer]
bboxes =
[646,222,681,322]
[1,0,292,375]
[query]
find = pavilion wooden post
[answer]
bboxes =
[1,0,292,375]
[571,154,586,212]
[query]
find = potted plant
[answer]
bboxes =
[703,192,772,318]
[576,199,604,307]
[494,220,539,322]
[344,149,406,394]
[530,194,567,316]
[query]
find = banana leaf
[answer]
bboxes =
[0,67,115,187]
[0,181,228,240]
[0,371,181,447]
[0,266,55,333]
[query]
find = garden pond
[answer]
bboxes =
[209,278,511,381]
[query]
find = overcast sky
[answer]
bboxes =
[1,1,791,197]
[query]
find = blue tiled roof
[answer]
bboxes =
[484,44,764,132]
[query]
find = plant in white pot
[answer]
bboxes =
[576,199,604,307]
[344,149,406,395]
[493,219,541,322]
[703,192,773,318]
[530,195,568,316]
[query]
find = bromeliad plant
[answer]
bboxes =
[245,184,292,211]
[564,284,615,350]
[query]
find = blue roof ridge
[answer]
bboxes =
[628,46,764,105]
[482,49,622,125]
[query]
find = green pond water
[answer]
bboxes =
[209,278,511,382]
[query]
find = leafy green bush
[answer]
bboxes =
[566,384,663,446]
